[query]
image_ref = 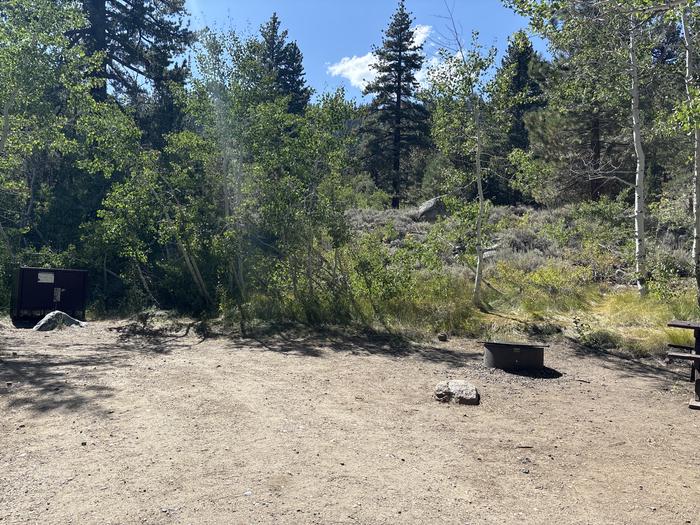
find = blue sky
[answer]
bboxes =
[185,0,547,100]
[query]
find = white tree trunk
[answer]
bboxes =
[0,221,13,260]
[474,101,485,306]
[150,186,214,307]
[682,8,700,304]
[0,95,13,256]
[629,17,647,296]
[176,237,214,307]
[0,97,11,155]
[135,261,160,307]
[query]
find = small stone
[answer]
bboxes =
[521,469,529,474]
[243,490,252,497]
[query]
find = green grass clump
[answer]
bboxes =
[492,260,594,315]
[580,328,622,350]
[580,289,700,356]
[595,291,673,327]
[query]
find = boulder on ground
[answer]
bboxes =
[434,380,480,405]
[416,196,448,222]
[33,311,86,331]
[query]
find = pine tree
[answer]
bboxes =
[363,0,428,208]
[487,30,546,203]
[253,13,312,114]
[494,31,545,151]
[76,0,193,100]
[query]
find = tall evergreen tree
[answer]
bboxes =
[257,13,311,114]
[492,31,545,151]
[363,0,428,208]
[76,0,193,100]
[488,30,546,203]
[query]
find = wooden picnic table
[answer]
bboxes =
[667,320,700,410]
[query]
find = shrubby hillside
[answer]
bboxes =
[347,199,698,354]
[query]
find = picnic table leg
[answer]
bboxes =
[692,375,700,410]
[693,329,700,381]
[689,330,700,409]
[688,361,700,410]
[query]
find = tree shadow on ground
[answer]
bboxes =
[0,331,189,414]
[568,341,689,389]
[109,320,207,348]
[242,327,483,368]
[242,328,692,390]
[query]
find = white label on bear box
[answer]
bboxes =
[37,272,55,284]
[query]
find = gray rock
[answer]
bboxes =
[434,380,480,405]
[448,380,480,405]
[416,197,448,222]
[33,311,86,331]
[434,381,452,402]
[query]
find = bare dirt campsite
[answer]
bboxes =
[2,320,699,525]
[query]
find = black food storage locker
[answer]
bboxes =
[11,267,88,325]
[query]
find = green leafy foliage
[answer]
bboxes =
[1,0,700,353]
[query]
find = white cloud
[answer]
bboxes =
[327,52,377,90]
[327,25,433,91]
[413,24,432,47]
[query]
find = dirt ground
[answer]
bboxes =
[1,320,700,524]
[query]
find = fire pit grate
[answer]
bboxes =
[480,341,548,371]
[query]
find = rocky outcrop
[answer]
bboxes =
[416,197,448,222]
